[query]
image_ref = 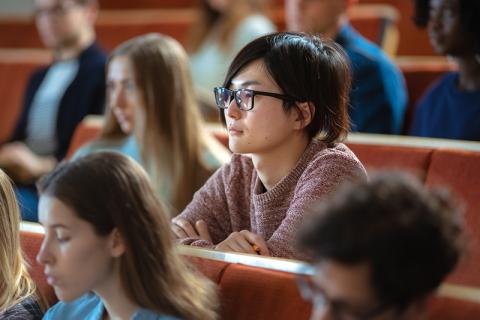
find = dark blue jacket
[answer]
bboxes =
[336,24,407,134]
[410,72,480,141]
[10,43,106,160]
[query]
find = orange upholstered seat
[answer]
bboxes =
[425,149,480,287]
[19,222,57,307]
[347,143,434,181]
[0,49,50,143]
[219,264,312,320]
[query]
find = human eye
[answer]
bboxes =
[55,230,71,243]
[124,79,135,90]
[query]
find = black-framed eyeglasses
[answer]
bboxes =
[213,87,299,111]
[296,274,391,320]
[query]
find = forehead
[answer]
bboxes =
[230,59,277,89]
[38,195,81,227]
[313,260,377,302]
[108,56,135,79]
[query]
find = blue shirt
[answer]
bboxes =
[410,72,480,141]
[43,294,181,320]
[72,135,141,164]
[336,24,407,134]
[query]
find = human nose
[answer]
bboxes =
[36,237,54,266]
[225,93,242,120]
[110,87,126,111]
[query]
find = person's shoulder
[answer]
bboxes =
[307,140,366,174]
[79,42,107,70]
[341,25,397,72]
[43,294,103,319]
[0,296,43,320]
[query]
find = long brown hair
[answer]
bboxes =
[37,152,218,319]
[0,169,40,312]
[188,0,268,53]
[102,33,228,215]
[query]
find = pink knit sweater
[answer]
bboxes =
[177,139,367,260]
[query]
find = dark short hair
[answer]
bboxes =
[413,0,480,54]
[299,172,464,310]
[220,32,351,144]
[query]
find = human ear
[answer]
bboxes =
[109,228,126,258]
[293,101,315,130]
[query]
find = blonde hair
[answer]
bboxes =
[38,152,218,319]
[188,0,268,53]
[103,33,227,215]
[0,170,38,312]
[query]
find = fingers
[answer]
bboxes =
[195,220,212,242]
[171,218,199,238]
[241,230,270,256]
[215,231,269,255]
[171,223,188,239]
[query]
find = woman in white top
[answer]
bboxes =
[188,0,276,116]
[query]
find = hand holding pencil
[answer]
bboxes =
[215,230,270,256]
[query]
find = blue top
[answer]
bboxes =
[43,294,181,320]
[9,42,106,160]
[72,135,141,164]
[410,72,480,141]
[336,24,407,134]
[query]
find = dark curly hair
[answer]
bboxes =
[413,0,480,55]
[299,172,464,311]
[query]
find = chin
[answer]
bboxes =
[54,287,84,302]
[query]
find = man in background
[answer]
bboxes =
[0,0,106,221]
[287,0,407,134]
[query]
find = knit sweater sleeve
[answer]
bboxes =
[267,150,367,260]
[175,161,233,248]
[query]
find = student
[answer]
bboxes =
[0,0,106,221]
[188,0,275,114]
[74,33,230,215]
[298,173,463,320]
[172,32,367,260]
[286,0,407,134]
[409,0,480,141]
[37,152,218,320]
[0,169,43,319]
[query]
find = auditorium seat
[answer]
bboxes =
[19,222,57,307]
[427,295,480,320]
[0,10,195,50]
[425,149,480,287]
[347,143,433,181]
[0,4,399,55]
[0,49,50,143]
[219,264,311,320]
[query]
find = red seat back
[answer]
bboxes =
[425,149,480,287]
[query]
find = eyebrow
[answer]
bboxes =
[231,80,262,88]
[49,224,70,230]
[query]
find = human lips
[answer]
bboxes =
[45,273,59,286]
[228,126,243,136]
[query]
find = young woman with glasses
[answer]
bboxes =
[171,32,367,260]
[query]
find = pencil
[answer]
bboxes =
[252,244,261,255]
